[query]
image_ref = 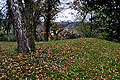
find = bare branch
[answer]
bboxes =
[0,4,7,12]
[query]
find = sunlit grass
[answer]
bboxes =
[0,38,120,79]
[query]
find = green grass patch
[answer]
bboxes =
[0,38,120,79]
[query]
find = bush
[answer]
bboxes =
[66,33,80,39]
[0,33,16,41]
[83,31,94,38]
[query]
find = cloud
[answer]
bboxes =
[0,0,78,22]
[60,0,74,3]
[55,8,78,22]
[55,0,77,22]
[0,0,6,10]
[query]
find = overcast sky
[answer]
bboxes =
[0,0,7,14]
[0,0,83,22]
[55,0,77,22]
[57,0,91,22]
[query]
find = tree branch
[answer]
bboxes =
[0,4,7,12]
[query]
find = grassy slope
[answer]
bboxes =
[0,38,120,79]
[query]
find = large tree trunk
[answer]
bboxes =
[8,0,35,53]
[24,0,35,51]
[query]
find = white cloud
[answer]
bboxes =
[55,0,77,22]
[0,0,6,10]
[0,0,81,22]
[60,0,74,3]
[55,0,92,22]
[55,8,78,22]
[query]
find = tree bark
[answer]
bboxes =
[8,0,35,53]
[24,0,35,51]
[44,15,51,41]
[44,0,51,41]
[33,11,41,41]
[90,12,93,32]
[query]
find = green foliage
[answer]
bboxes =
[72,0,120,42]
[66,33,80,39]
[0,38,120,79]
[83,31,94,38]
[0,0,15,42]
[0,33,16,41]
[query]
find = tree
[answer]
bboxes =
[0,11,4,41]
[73,0,120,41]
[84,0,120,41]
[4,0,15,41]
[50,21,64,40]
[70,0,93,35]
[30,0,42,41]
[0,11,4,30]
[8,0,35,53]
[42,0,60,41]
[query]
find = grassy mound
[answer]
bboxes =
[0,38,120,79]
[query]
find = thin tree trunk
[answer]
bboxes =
[44,15,50,41]
[90,12,93,32]
[8,0,35,53]
[44,0,51,41]
[34,25,37,41]
[33,12,40,41]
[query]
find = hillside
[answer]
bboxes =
[0,38,120,79]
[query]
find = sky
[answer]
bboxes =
[55,0,77,22]
[0,0,88,22]
[0,0,7,14]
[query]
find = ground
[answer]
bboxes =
[0,38,120,79]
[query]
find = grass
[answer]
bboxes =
[0,38,120,79]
